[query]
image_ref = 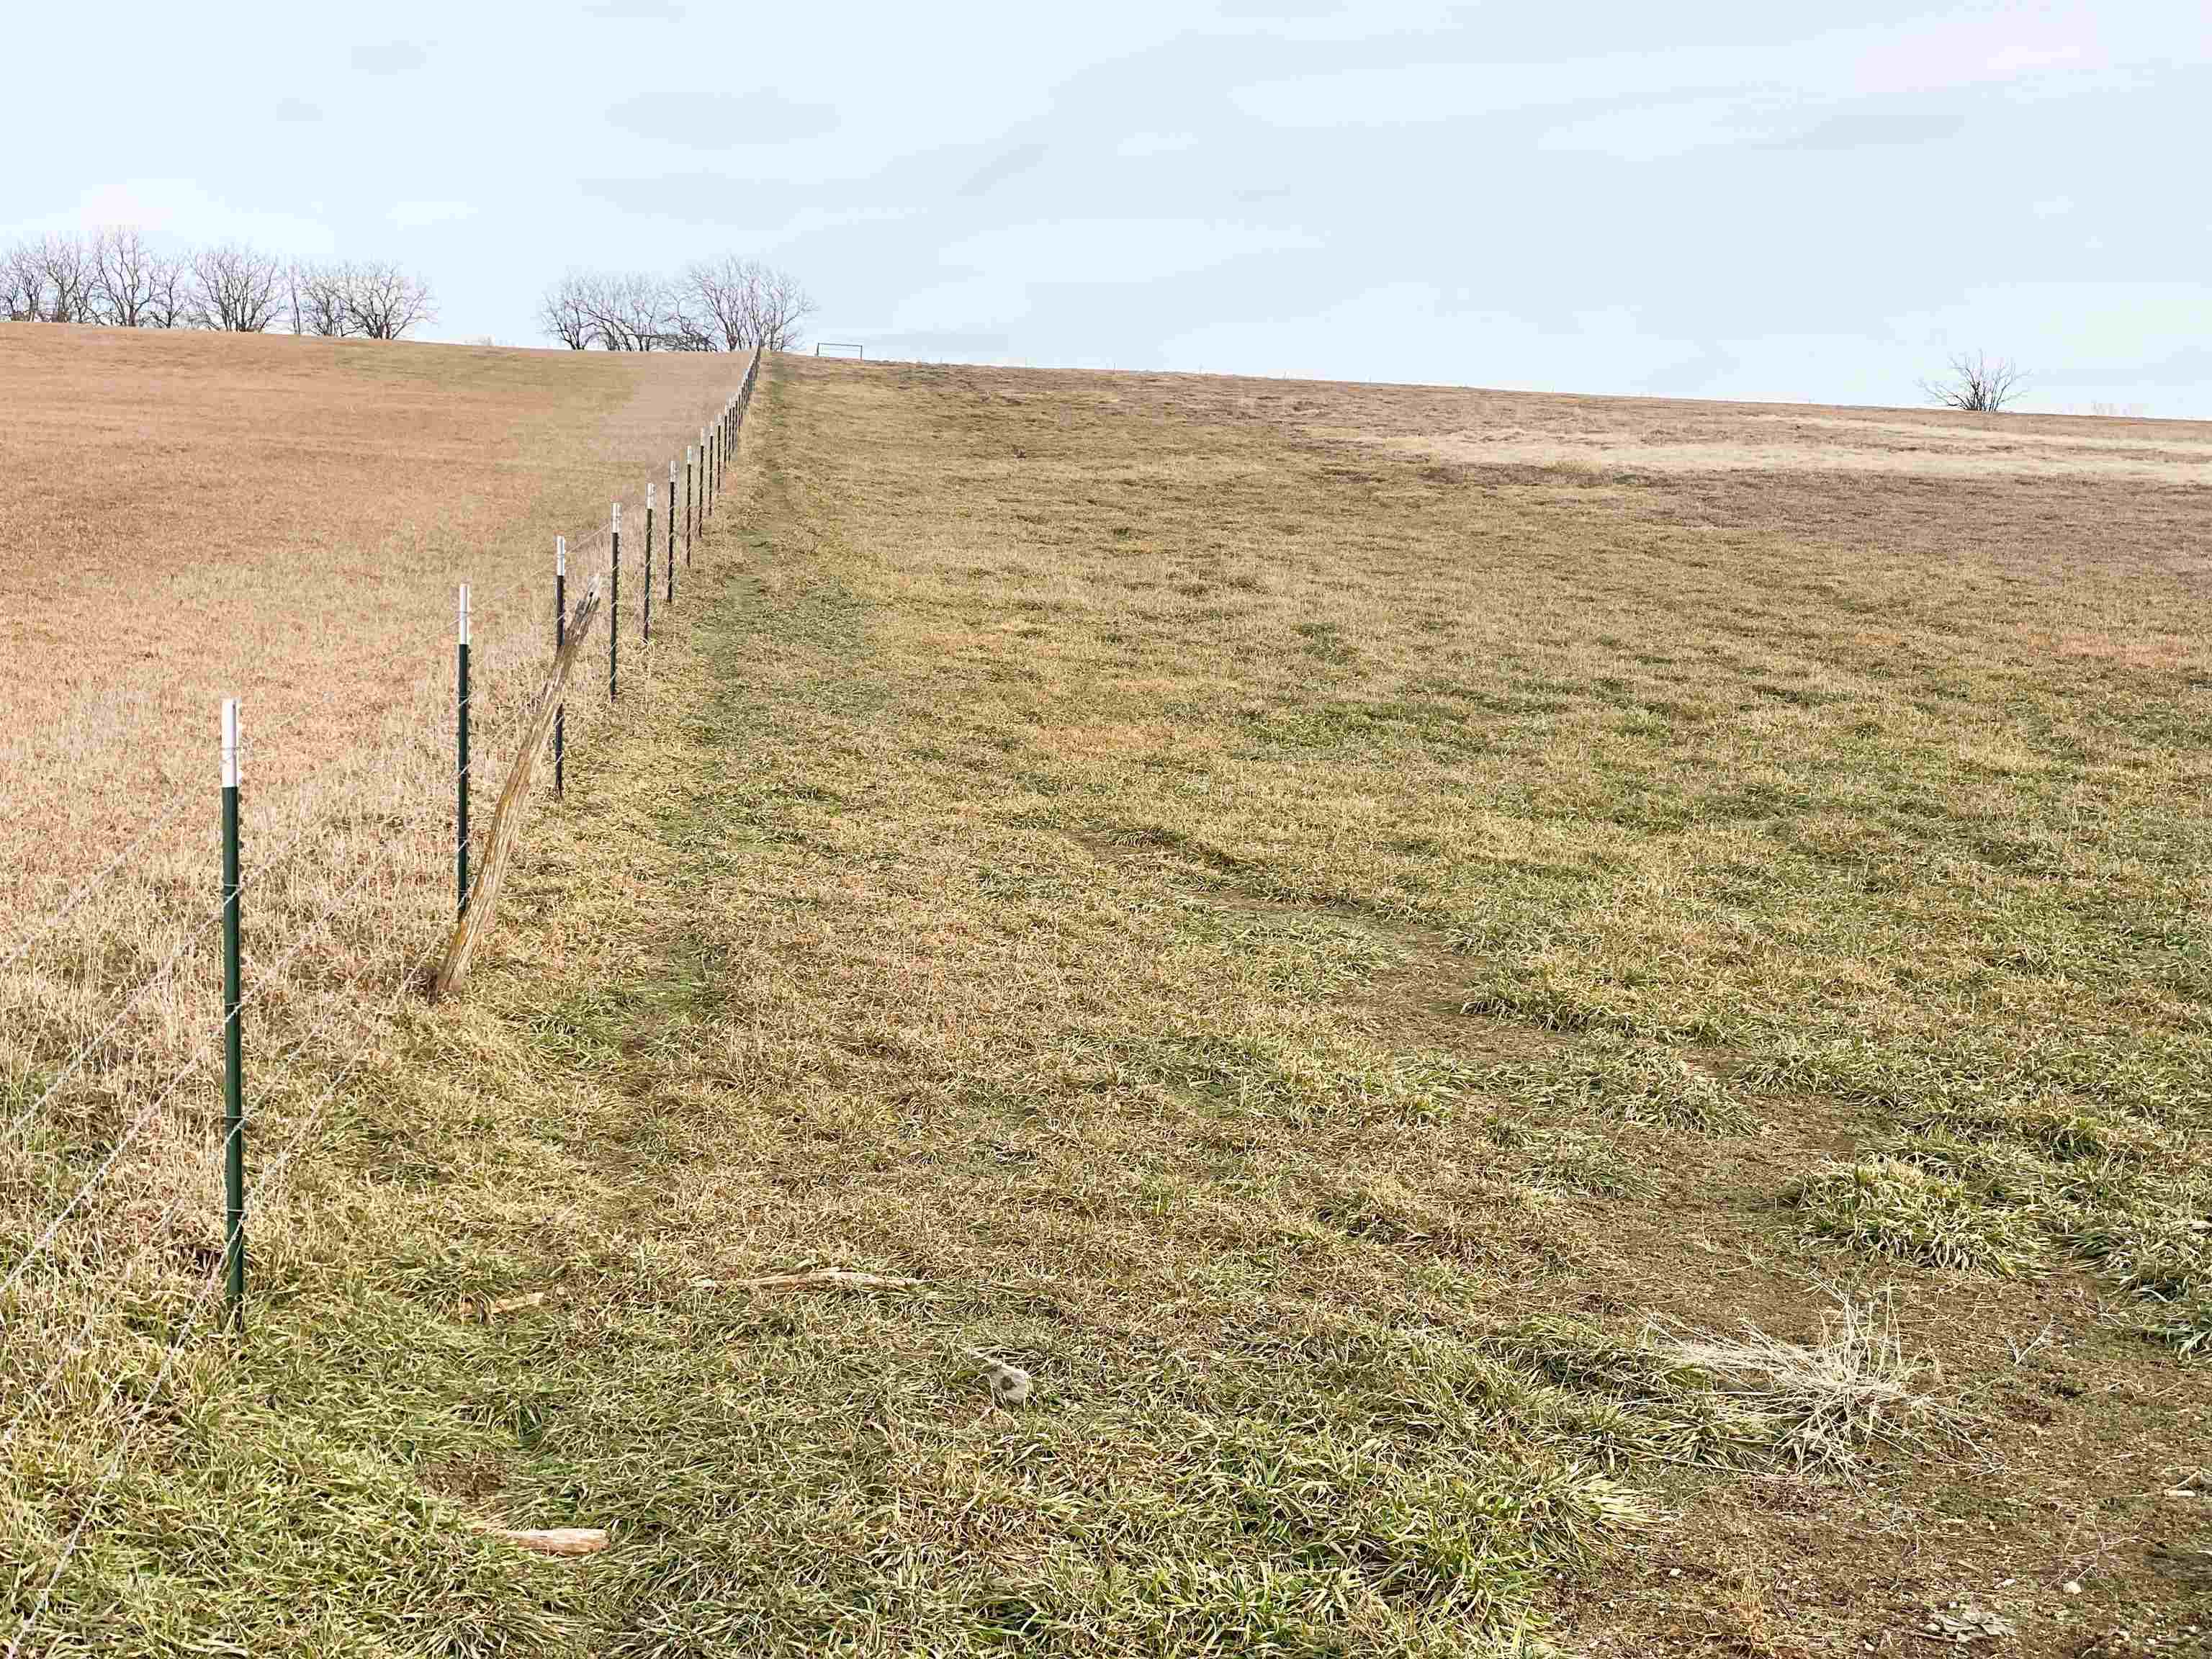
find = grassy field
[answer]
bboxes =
[4,342,2209,1655]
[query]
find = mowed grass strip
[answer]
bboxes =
[4,355,2208,1655]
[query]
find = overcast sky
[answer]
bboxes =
[6,1,2206,415]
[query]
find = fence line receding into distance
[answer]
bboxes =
[0,346,763,1657]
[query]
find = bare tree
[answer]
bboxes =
[539,272,596,349]
[24,235,103,323]
[745,263,814,352]
[94,228,186,327]
[2,242,44,321]
[342,260,436,339]
[573,271,674,351]
[658,287,718,351]
[143,252,192,330]
[1920,349,2028,413]
[680,256,754,351]
[287,261,351,336]
[187,243,287,332]
[680,256,814,351]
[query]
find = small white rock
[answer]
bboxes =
[970,1351,1033,1409]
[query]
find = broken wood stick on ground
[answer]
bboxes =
[688,1269,922,1293]
[472,1524,609,1557]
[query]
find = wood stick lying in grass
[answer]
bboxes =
[473,1524,608,1557]
[691,1269,922,1292]
[458,1290,552,1321]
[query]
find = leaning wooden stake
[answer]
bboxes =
[431,580,604,1002]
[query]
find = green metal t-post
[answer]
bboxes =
[220,698,246,1327]
[554,539,567,798]
[456,584,471,917]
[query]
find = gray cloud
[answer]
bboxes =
[351,40,426,76]
[959,143,1048,198]
[274,97,322,122]
[606,89,837,149]
[576,171,808,225]
[1769,92,1973,152]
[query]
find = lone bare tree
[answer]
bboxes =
[1920,350,2028,413]
[188,243,287,332]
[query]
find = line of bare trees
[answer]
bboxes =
[3,228,436,339]
[539,258,813,352]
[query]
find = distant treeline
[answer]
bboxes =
[3,228,435,339]
[539,258,813,352]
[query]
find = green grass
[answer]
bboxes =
[6,356,2210,1654]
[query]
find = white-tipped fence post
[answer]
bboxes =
[456,583,471,917]
[667,459,677,604]
[220,697,245,1326]
[685,445,695,565]
[608,503,621,700]
[554,538,567,797]
[643,485,655,646]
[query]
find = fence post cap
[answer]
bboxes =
[557,535,567,574]
[611,501,621,530]
[457,583,471,644]
[220,698,242,787]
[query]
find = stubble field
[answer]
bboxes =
[3,338,2208,1655]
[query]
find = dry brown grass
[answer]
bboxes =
[0,325,751,1489]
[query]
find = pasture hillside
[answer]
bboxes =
[4,344,2209,1655]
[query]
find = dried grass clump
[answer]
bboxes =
[1647,1291,1944,1470]
[1498,1293,1946,1473]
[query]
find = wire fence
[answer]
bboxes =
[0,347,764,1651]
